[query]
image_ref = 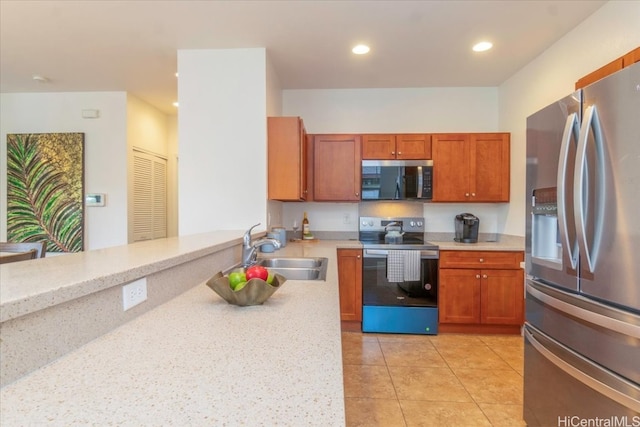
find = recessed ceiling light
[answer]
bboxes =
[173,102,179,107]
[175,72,179,77]
[352,44,370,55]
[472,41,493,52]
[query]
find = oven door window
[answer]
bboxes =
[362,256,438,307]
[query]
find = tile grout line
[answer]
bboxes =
[430,339,496,426]
[375,336,409,427]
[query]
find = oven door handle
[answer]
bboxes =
[363,249,439,259]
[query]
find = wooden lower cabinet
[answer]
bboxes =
[337,249,362,329]
[438,250,524,334]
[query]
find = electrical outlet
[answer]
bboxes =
[343,213,351,224]
[123,278,147,311]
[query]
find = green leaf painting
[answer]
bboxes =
[6,133,84,253]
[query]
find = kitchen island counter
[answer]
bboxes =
[0,241,349,426]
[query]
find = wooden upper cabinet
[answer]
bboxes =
[575,57,624,90]
[396,134,432,159]
[432,133,509,202]
[362,134,395,159]
[471,133,510,202]
[431,133,469,202]
[313,134,361,201]
[362,134,431,160]
[575,46,640,89]
[622,47,640,67]
[268,117,308,201]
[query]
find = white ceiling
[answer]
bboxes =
[0,0,606,115]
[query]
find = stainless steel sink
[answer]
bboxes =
[224,257,328,281]
[257,257,328,281]
[257,257,325,268]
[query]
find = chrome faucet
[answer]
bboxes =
[241,223,281,267]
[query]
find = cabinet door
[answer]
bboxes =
[268,117,307,200]
[396,134,431,159]
[480,269,524,325]
[432,134,469,201]
[439,268,481,324]
[440,250,523,270]
[337,249,363,322]
[362,134,395,159]
[313,134,362,201]
[470,133,510,202]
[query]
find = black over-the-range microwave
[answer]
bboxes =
[361,160,433,201]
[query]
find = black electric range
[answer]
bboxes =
[359,216,439,335]
[358,216,438,250]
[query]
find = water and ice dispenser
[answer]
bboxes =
[531,188,562,268]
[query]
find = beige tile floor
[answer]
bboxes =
[342,331,526,427]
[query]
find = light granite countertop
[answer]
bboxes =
[429,234,524,251]
[0,233,523,425]
[0,240,349,426]
[0,230,245,323]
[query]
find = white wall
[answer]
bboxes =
[282,1,640,237]
[167,115,179,238]
[265,52,286,231]
[282,87,504,234]
[0,92,175,249]
[127,95,172,243]
[177,48,269,235]
[0,92,129,249]
[498,0,640,236]
[284,87,498,133]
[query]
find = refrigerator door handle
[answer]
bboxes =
[575,105,605,274]
[527,280,640,338]
[557,112,580,270]
[525,326,640,412]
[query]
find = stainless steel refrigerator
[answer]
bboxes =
[524,62,640,425]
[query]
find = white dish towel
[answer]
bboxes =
[387,250,421,282]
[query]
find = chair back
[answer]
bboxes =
[0,249,37,264]
[0,242,47,258]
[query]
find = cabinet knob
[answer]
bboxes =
[357,255,361,259]
[355,192,359,196]
[483,274,488,279]
[476,274,481,279]
[465,193,470,197]
[471,192,476,197]
[398,151,402,155]
[479,258,484,262]
[391,151,396,155]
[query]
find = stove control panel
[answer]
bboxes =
[359,216,425,233]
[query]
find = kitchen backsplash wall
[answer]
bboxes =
[280,201,507,235]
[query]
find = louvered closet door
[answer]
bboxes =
[133,151,167,241]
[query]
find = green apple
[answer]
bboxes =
[228,271,247,289]
[233,281,248,291]
[266,272,275,285]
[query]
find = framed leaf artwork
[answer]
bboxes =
[6,133,85,253]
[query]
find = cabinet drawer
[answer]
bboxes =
[439,250,523,269]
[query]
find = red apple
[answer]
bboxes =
[245,265,269,281]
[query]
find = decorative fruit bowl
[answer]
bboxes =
[206,271,286,306]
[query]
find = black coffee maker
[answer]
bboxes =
[454,213,479,243]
